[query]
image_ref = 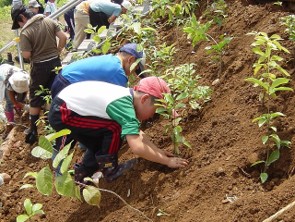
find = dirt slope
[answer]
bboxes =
[1,1,295,222]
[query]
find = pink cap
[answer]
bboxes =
[133,76,170,99]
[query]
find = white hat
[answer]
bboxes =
[121,0,132,10]
[8,71,30,93]
[28,0,41,8]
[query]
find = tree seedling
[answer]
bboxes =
[245,32,292,183]
[16,198,45,222]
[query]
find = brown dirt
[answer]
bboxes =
[1,1,295,222]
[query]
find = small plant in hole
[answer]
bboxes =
[16,198,45,222]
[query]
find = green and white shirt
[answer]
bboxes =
[57,81,140,136]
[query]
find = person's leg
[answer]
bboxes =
[48,99,122,182]
[26,58,61,144]
[2,89,15,139]
[72,11,89,50]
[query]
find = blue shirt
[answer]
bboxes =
[90,0,122,17]
[61,54,128,87]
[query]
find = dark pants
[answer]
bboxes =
[51,73,71,99]
[89,8,110,31]
[64,8,75,40]
[49,97,122,169]
[30,57,61,107]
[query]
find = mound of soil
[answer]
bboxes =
[1,1,295,222]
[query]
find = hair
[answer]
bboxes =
[15,9,34,23]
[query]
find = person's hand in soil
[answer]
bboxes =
[126,131,189,169]
[166,157,189,168]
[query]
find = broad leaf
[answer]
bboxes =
[55,172,76,198]
[83,186,102,206]
[24,199,32,216]
[32,203,43,212]
[16,214,29,222]
[266,149,280,166]
[52,142,72,169]
[36,166,53,195]
[19,184,34,190]
[260,172,268,183]
[60,152,74,174]
[46,129,71,142]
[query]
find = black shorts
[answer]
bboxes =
[89,8,110,30]
[30,57,61,107]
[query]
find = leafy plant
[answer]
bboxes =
[245,32,292,183]
[16,198,45,222]
[163,63,212,112]
[183,15,212,47]
[281,15,295,41]
[20,129,103,206]
[202,0,228,26]
[205,33,232,76]
[156,93,190,155]
[35,85,51,105]
[84,25,112,55]
[146,42,178,73]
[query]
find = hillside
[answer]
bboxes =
[1,0,295,222]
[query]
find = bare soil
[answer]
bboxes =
[1,1,295,222]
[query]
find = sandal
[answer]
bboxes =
[103,158,138,182]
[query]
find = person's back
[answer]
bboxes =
[90,0,122,17]
[20,15,60,62]
[62,54,127,85]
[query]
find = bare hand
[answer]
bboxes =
[163,150,174,157]
[167,157,189,168]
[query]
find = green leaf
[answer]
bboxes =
[31,136,53,159]
[266,149,280,166]
[245,77,268,91]
[32,203,43,212]
[260,172,268,183]
[272,78,289,87]
[23,172,37,179]
[176,92,188,100]
[33,210,45,216]
[270,134,281,149]
[36,166,53,195]
[55,172,77,198]
[19,184,34,190]
[46,129,71,142]
[31,146,52,160]
[60,152,74,174]
[24,199,32,216]
[83,186,102,206]
[101,40,111,54]
[52,142,72,169]
[251,160,265,167]
[262,135,269,145]
[16,214,30,222]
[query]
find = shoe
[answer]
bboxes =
[74,163,96,184]
[25,130,38,145]
[15,56,30,64]
[103,158,138,182]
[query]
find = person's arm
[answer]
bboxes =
[108,15,117,24]
[56,30,67,54]
[126,132,189,168]
[7,90,24,109]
